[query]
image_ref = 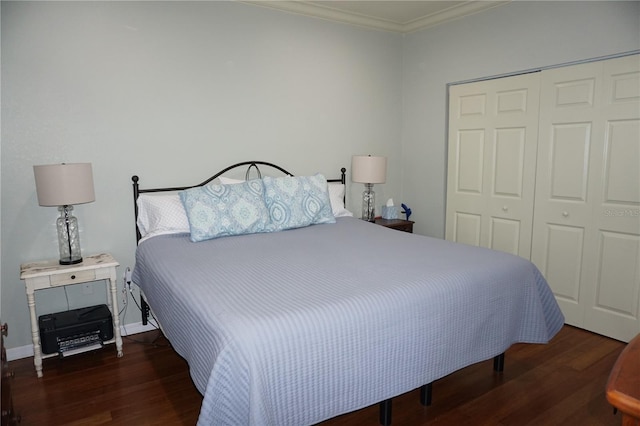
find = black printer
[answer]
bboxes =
[38,304,113,356]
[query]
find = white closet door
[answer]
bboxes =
[531,55,640,342]
[446,73,540,258]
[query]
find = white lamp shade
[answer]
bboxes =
[351,155,387,184]
[33,163,95,206]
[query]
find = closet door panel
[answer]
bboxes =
[533,55,640,341]
[493,128,526,198]
[446,73,540,259]
[531,61,603,327]
[549,123,591,201]
[586,230,640,341]
[603,120,639,204]
[537,224,585,322]
[486,80,540,258]
[452,212,482,246]
[456,130,485,194]
[582,55,640,341]
[489,217,521,255]
[594,232,639,316]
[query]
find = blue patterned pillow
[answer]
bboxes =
[262,174,336,231]
[179,180,271,242]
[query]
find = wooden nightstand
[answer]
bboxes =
[19,253,123,377]
[374,218,414,233]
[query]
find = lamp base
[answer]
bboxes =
[361,184,376,222]
[59,256,83,265]
[56,205,83,266]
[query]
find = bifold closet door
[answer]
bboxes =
[445,73,540,258]
[531,55,640,342]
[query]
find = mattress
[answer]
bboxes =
[132,216,564,425]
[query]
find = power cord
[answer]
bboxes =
[118,268,170,348]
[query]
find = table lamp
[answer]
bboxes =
[33,163,95,265]
[351,155,387,221]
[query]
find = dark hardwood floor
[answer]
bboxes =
[9,325,624,425]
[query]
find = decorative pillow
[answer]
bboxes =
[262,174,336,231]
[179,180,271,242]
[136,194,190,240]
[219,177,351,218]
[327,183,353,218]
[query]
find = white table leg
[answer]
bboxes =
[108,275,123,357]
[26,289,43,378]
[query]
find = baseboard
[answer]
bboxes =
[6,321,159,362]
[119,321,159,337]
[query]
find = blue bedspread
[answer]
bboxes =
[133,217,564,425]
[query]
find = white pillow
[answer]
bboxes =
[218,176,245,185]
[328,183,353,217]
[136,193,190,241]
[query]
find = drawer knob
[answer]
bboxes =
[562,211,569,217]
[70,275,76,280]
[502,205,509,212]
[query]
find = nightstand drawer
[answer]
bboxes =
[50,269,96,286]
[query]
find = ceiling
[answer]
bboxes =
[242,1,511,33]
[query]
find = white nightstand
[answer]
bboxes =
[19,253,123,377]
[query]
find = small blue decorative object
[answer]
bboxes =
[401,203,412,221]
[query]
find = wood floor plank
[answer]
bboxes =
[8,326,625,425]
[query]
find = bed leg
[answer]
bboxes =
[379,399,392,426]
[419,382,433,406]
[141,297,150,325]
[493,353,505,372]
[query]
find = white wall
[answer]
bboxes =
[1,1,402,349]
[402,0,640,237]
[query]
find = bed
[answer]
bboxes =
[131,161,564,426]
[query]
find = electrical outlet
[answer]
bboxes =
[82,283,93,295]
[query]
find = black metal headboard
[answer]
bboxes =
[132,161,347,243]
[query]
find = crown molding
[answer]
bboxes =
[241,1,404,32]
[240,1,511,34]
[403,1,511,33]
